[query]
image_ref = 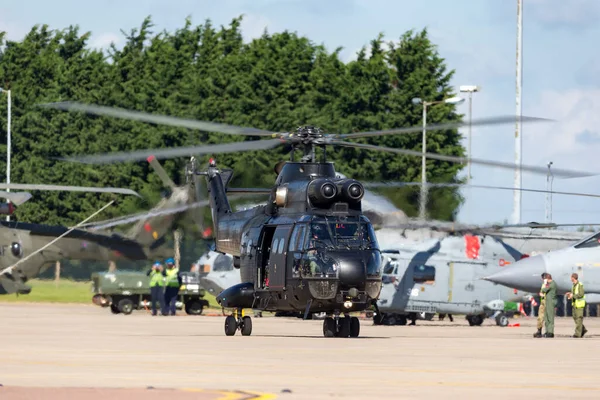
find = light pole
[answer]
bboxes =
[0,88,10,222]
[412,95,465,220]
[459,85,480,184]
[513,0,524,225]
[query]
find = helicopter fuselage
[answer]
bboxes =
[206,160,383,318]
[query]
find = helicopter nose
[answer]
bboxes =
[337,258,366,289]
[483,255,546,292]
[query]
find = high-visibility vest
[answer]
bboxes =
[165,268,180,287]
[149,270,165,287]
[573,282,586,309]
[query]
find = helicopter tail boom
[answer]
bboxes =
[204,159,233,236]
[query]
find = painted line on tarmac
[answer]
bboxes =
[182,388,277,399]
[393,380,600,391]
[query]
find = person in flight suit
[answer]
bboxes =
[163,258,182,315]
[566,273,588,338]
[541,273,557,338]
[147,261,166,316]
[534,273,547,338]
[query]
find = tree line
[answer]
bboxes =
[0,16,466,278]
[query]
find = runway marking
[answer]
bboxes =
[181,388,277,399]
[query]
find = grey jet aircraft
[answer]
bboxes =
[484,229,600,296]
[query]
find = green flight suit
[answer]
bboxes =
[571,282,586,337]
[537,282,546,330]
[541,280,557,335]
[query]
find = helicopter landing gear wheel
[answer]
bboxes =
[241,316,252,336]
[224,315,237,336]
[224,308,252,336]
[350,317,360,337]
[323,317,336,337]
[336,316,351,337]
[495,313,509,327]
[466,314,484,326]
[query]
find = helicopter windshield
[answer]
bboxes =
[212,254,233,272]
[573,231,600,249]
[306,217,379,250]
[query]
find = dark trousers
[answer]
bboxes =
[164,286,179,315]
[150,285,166,315]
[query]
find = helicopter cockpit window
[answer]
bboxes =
[277,238,285,254]
[413,265,435,284]
[305,217,378,250]
[300,249,338,278]
[365,223,379,250]
[10,242,22,258]
[213,254,233,272]
[271,238,279,254]
[383,258,397,275]
[307,223,334,249]
[289,226,300,251]
[574,232,600,249]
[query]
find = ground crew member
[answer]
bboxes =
[541,273,557,338]
[566,273,588,338]
[533,273,547,338]
[163,258,182,315]
[147,261,166,316]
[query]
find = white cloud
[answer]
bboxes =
[524,88,600,169]
[239,13,271,42]
[90,32,122,50]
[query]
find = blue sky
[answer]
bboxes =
[1,0,600,227]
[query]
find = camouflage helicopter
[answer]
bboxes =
[41,100,593,338]
[0,161,210,296]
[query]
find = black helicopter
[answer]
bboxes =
[41,101,587,338]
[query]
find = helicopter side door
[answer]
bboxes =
[268,225,293,289]
[448,261,478,313]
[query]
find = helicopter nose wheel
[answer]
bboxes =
[323,313,360,338]
[224,308,252,336]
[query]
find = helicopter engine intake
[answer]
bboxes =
[307,178,338,207]
[338,179,364,203]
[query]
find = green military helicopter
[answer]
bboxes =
[0,170,208,295]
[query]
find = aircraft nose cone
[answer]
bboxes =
[483,255,546,292]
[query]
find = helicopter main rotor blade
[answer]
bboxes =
[60,138,283,164]
[380,220,600,232]
[363,182,600,199]
[334,116,552,139]
[0,191,32,206]
[331,140,595,178]
[0,183,141,197]
[39,102,277,137]
[87,200,213,231]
